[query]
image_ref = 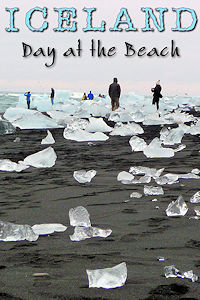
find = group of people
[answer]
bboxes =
[24,80,162,112]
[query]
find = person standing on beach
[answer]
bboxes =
[50,88,55,105]
[151,80,162,110]
[88,91,94,100]
[82,93,87,100]
[24,91,31,109]
[108,78,121,111]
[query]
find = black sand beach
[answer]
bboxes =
[0,123,200,300]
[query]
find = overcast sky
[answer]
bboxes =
[0,0,199,96]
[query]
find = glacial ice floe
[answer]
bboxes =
[70,226,112,241]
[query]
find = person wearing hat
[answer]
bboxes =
[108,77,121,111]
[151,80,162,110]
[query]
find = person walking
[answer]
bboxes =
[108,78,121,111]
[151,80,162,110]
[24,91,31,109]
[50,88,55,105]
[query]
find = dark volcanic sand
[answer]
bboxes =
[0,124,200,300]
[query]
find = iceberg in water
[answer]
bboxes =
[86,262,127,289]
[85,117,112,133]
[166,195,188,217]
[70,226,112,241]
[32,223,67,235]
[110,122,144,136]
[144,185,164,195]
[73,170,97,183]
[0,159,29,172]
[41,130,55,144]
[129,136,147,152]
[23,147,57,168]
[69,206,91,227]
[63,128,109,142]
[143,138,174,158]
[0,120,15,135]
[0,220,39,242]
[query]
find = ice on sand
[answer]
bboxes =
[129,136,147,152]
[63,128,109,142]
[117,171,134,182]
[0,159,29,172]
[0,220,39,242]
[23,147,57,168]
[41,130,55,144]
[164,265,198,282]
[144,185,164,196]
[85,117,112,133]
[86,262,127,289]
[73,170,97,183]
[0,120,15,135]
[166,195,188,217]
[190,191,200,203]
[110,122,144,136]
[69,206,91,227]
[143,138,174,158]
[130,192,142,198]
[131,176,151,184]
[160,127,185,145]
[13,137,20,143]
[194,206,200,216]
[32,223,67,235]
[70,226,112,241]
[129,166,164,178]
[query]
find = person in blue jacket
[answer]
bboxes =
[24,91,31,109]
[88,91,94,100]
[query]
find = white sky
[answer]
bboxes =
[0,0,199,96]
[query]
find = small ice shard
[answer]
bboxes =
[70,226,112,241]
[31,223,67,235]
[166,195,188,217]
[144,185,164,196]
[88,142,95,146]
[194,206,200,216]
[85,117,113,133]
[0,159,29,172]
[69,206,91,227]
[152,199,158,202]
[143,138,174,158]
[73,170,97,183]
[131,175,151,184]
[41,130,55,144]
[164,265,198,282]
[130,192,142,198]
[13,137,20,143]
[23,147,57,168]
[63,128,109,142]
[0,220,39,242]
[129,136,147,152]
[174,144,186,152]
[190,191,200,203]
[191,168,200,175]
[117,171,134,182]
[33,273,49,277]
[86,262,127,289]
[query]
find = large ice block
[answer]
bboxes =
[143,138,174,158]
[70,226,112,241]
[85,117,112,133]
[0,220,39,242]
[73,170,97,183]
[86,262,127,289]
[23,147,57,168]
[69,206,91,227]
[166,195,188,217]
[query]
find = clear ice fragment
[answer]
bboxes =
[23,147,57,168]
[164,265,198,282]
[166,195,188,217]
[41,130,55,144]
[86,262,127,289]
[144,185,164,196]
[32,223,67,235]
[190,191,200,203]
[70,226,112,241]
[117,171,134,182]
[73,170,97,183]
[69,206,91,227]
[129,136,147,152]
[130,192,142,198]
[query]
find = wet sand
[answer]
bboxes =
[0,123,200,300]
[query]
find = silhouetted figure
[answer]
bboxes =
[50,88,55,105]
[24,91,31,109]
[151,80,162,110]
[88,91,94,100]
[82,93,87,100]
[108,78,121,111]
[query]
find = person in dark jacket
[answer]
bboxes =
[151,80,162,110]
[24,91,31,109]
[50,88,55,105]
[108,78,121,111]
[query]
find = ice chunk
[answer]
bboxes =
[117,171,134,182]
[70,226,112,241]
[191,168,200,175]
[0,220,39,242]
[129,166,164,178]
[190,191,200,203]
[143,138,174,158]
[174,144,186,152]
[129,136,147,152]
[160,127,185,145]
[32,223,67,235]
[166,195,188,217]
[0,120,15,135]
[144,185,164,196]
[110,122,144,136]
[85,117,112,133]
[194,206,200,216]
[164,265,198,282]
[69,206,91,227]
[86,262,127,289]
[109,110,134,122]
[155,176,178,185]
[178,173,200,179]
[131,176,151,184]
[73,170,97,183]
[130,192,142,198]
[23,147,57,168]
[63,128,109,142]
[0,159,29,172]
[65,119,89,131]
[13,137,20,143]
[41,130,55,144]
